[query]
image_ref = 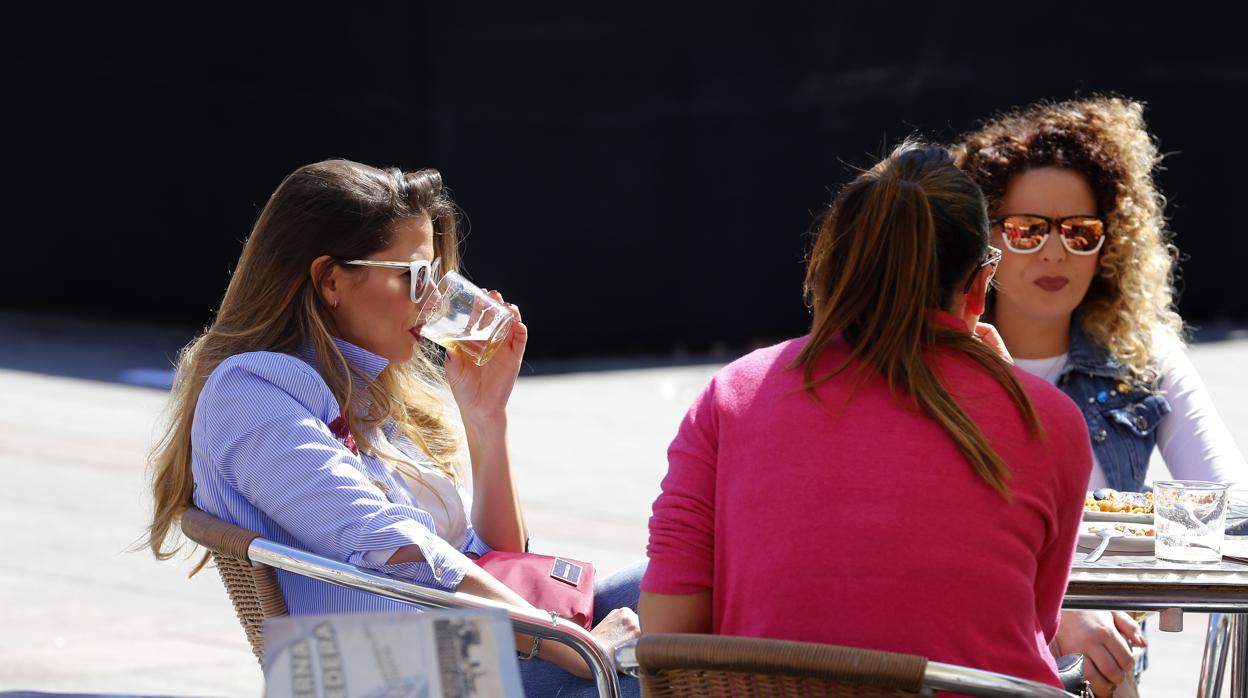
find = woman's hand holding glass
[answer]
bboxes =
[444,291,527,427]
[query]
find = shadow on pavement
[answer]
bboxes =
[0,310,196,389]
[5,308,1247,391]
[1189,320,1248,343]
[0,309,731,390]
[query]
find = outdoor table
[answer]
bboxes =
[1065,549,1248,698]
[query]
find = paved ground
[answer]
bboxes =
[1,310,1246,696]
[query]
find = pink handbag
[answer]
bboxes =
[474,551,596,629]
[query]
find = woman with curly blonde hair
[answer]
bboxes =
[956,95,1246,697]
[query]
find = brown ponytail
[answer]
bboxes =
[791,141,1043,499]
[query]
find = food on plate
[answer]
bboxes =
[1087,523,1155,537]
[1084,488,1154,514]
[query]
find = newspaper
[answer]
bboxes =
[263,608,524,698]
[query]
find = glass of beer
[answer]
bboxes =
[411,261,515,366]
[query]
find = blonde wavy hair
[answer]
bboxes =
[144,160,464,571]
[953,95,1184,383]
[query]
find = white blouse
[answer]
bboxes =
[361,428,473,563]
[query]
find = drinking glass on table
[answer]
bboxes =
[1221,490,1248,557]
[1154,480,1230,563]
[412,259,515,366]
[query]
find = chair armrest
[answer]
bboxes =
[621,633,1078,698]
[244,537,622,698]
[924,659,1079,697]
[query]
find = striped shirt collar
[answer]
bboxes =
[294,336,390,381]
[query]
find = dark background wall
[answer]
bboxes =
[5,4,1245,359]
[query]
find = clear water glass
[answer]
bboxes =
[1153,480,1229,563]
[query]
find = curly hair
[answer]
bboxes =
[952,96,1184,383]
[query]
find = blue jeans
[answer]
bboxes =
[517,559,645,698]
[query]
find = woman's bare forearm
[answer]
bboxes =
[464,415,528,552]
[456,565,591,678]
[386,553,591,677]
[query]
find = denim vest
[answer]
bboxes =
[1056,320,1172,492]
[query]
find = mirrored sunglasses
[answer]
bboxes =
[992,215,1106,256]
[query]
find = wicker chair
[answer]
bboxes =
[179,506,621,698]
[614,633,1079,698]
[180,507,287,659]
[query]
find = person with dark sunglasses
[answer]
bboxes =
[957,95,1247,698]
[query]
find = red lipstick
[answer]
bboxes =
[1034,276,1070,292]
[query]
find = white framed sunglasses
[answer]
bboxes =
[991,214,1107,256]
[340,257,441,305]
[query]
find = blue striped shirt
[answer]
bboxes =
[190,338,491,615]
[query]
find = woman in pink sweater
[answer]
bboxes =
[640,142,1092,688]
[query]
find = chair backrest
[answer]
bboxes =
[624,634,1075,698]
[633,633,929,698]
[180,507,289,662]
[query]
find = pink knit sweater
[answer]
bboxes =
[642,320,1091,687]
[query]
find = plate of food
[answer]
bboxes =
[1083,488,1154,524]
[1078,522,1156,553]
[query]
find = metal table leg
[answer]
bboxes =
[1231,614,1248,698]
[1201,613,1231,698]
